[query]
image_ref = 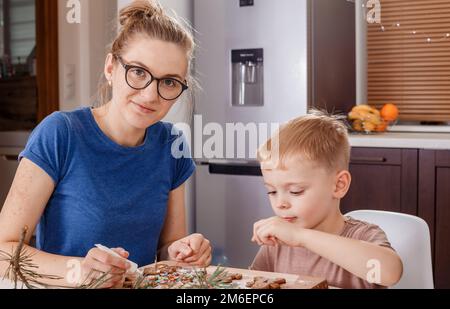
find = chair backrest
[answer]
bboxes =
[346,210,434,289]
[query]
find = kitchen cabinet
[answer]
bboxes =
[341,147,418,216]
[343,147,450,288]
[0,76,37,130]
[308,0,356,114]
[418,150,450,289]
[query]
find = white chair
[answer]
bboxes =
[346,210,434,289]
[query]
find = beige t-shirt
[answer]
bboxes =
[250,216,394,289]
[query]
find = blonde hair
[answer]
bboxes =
[97,0,196,106]
[258,110,351,171]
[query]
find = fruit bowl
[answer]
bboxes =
[348,104,398,134]
[349,119,390,134]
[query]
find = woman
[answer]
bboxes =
[0,0,211,288]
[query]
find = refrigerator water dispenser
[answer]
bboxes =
[231,49,264,106]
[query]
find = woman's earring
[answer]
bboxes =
[108,79,112,87]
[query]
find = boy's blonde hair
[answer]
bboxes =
[258,110,351,171]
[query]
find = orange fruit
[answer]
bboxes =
[381,103,399,121]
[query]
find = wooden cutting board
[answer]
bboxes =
[206,266,328,289]
[142,262,328,289]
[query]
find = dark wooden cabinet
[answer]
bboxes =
[342,148,418,216]
[418,150,450,289]
[344,147,450,288]
[308,0,356,114]
[0,76,37,130]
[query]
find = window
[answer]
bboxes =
[8,0,35,65]
[0,0,57,131]
[367,0,450,122]
[0,0,36,77]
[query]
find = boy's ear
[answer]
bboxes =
[333,170,351,199]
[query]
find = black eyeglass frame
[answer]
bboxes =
[114,55,189,101]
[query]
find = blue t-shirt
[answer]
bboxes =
[19,107,195,266]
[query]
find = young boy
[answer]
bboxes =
[251,111,403,289]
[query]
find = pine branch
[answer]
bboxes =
[0,226,62,289]
[78,270,114,289]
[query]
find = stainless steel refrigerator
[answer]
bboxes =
[193,0,309,268]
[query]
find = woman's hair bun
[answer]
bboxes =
[119,0,164,27]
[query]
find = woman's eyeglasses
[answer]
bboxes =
[114,55,188,101]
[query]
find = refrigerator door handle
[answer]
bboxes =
[207,161,262,176]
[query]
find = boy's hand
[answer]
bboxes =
[252,217,304,247]
[167,233,212,267]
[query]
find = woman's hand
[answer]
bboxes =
[167,233,212,267]
[80,247,130,288]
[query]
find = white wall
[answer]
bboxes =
[58,0,81,111]
[58,0,117,111]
